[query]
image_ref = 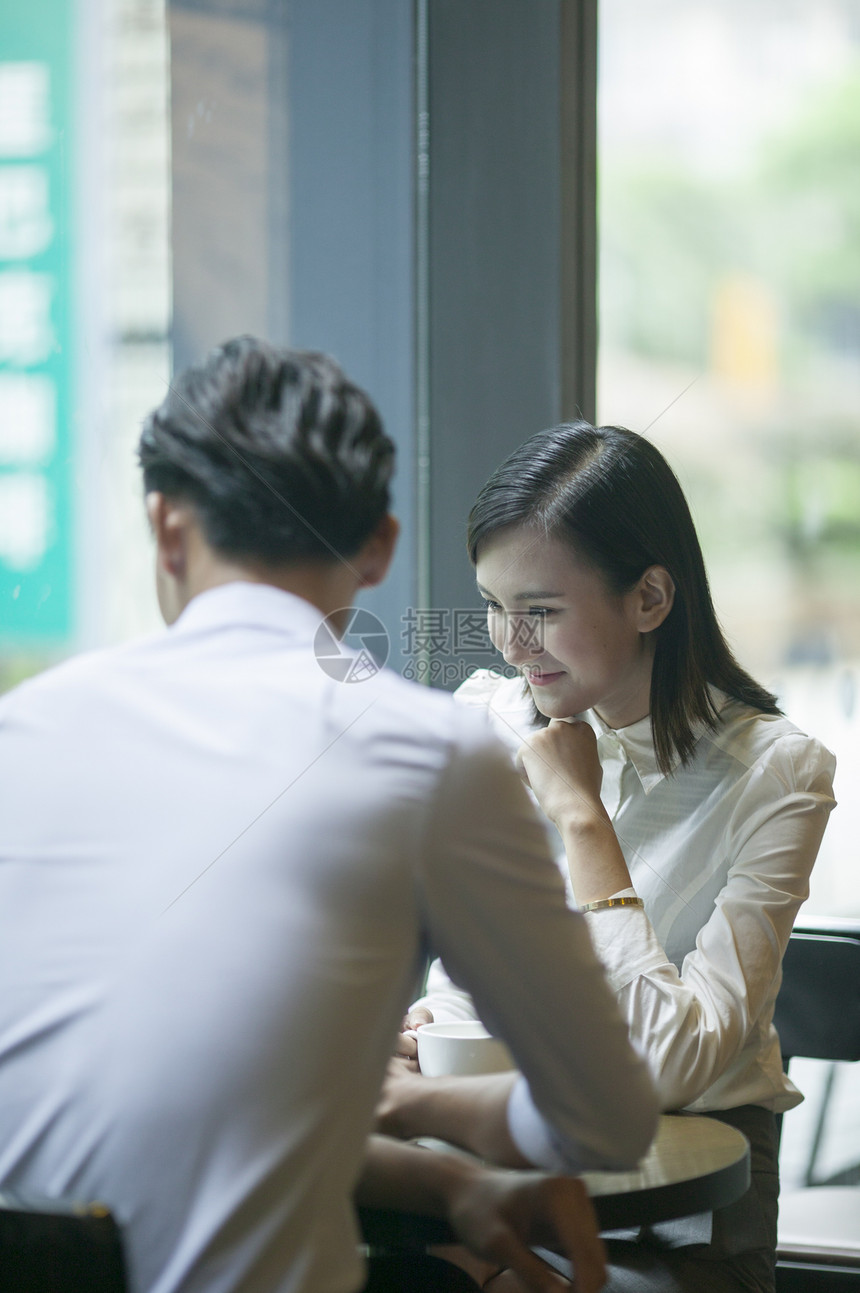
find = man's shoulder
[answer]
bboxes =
[355,664,498,750]
[455,667,524,710]
[1,645,115,708]
[452,669,534,752]
[0,633,163,724]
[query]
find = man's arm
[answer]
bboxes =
[419,716,660,1174]
[376,1065,529,1166]
[357,1135,607,1293]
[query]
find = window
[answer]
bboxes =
[0,0,168,691]
[599,0,860,917]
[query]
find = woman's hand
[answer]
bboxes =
[393,1006,433,1066]
[516,720,606,832]
[517,720,631,908]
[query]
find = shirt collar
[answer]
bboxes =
[480,673,719,790]
[584,690,727,792]
[171,581,327,642]
[583,709,664,792]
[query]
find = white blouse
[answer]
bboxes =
[415,670,837,1113]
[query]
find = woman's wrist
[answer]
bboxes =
[580,895,643,913]
[557,816,632,904]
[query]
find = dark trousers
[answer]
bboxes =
[602,1105,780,1293]
[537,1105,780,1293]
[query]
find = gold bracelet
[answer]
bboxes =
[580,896,644,913]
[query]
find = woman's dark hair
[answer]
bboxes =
[467,421,780,773]
[138,336,395,564]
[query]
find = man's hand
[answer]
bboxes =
[393,1006,433,1064]
[448,1169,606,1293]
[358,1136,605,1293]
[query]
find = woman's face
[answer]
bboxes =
[475,527,657,730]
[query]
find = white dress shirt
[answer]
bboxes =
[0,585,657,1293]
[415,670,837,1113]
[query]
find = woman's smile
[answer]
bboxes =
[523,668,567,687]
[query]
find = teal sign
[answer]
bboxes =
[0,0,74,644]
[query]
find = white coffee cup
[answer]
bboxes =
[416,1021,515,1077]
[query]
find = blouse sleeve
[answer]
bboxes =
[585,732,837,1110]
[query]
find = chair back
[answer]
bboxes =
[0,1193,126,1293]
[773,919,860,1290]
[774,923,860,1063]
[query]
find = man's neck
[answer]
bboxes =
[179,559,361,624]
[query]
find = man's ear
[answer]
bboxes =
[635,565,675,633]
[145,492,191,580]
[355,513,400,589]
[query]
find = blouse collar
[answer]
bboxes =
[585,690,727,792]
[584,708,667,793]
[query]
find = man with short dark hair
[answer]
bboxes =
[0,338,657,1293]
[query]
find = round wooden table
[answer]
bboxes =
[359,1113,751,1248]
[580,1110,750,1229]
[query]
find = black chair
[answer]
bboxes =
[773,918,860,1292]
[0,1192,127,1293]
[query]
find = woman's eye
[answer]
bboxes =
[481,601,556,618]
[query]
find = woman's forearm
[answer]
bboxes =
[557,812,633,906]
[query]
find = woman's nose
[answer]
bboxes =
[501,613,542,665]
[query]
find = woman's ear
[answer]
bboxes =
[636,565,675,633]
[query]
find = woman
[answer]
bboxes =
[407,421,836,1292]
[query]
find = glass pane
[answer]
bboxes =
[0,0,169,691]
[598,0,860,917]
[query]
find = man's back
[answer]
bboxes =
[0,338,659,1293]
[0,582,501,1292]
[0,579,658,1292]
